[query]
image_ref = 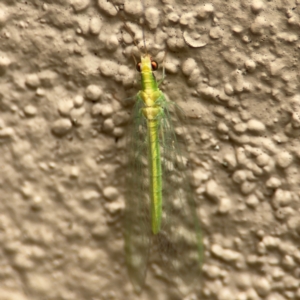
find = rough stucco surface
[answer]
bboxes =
[0,0,300,299]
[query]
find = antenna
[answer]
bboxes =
[141,0,147,54]
[113,2,145,55]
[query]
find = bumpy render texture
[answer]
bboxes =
[0,0,300,299]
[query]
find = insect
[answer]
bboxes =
[115,3,204,296]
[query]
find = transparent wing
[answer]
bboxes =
[124,95,151,292]
[124,95,204,295]
[151,98,204,296]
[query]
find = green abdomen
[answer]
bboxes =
[146,117,162,235]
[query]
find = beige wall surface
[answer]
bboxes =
[0,0,300,299]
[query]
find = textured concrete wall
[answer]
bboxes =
[0,0,300,299]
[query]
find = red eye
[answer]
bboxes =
[151,60,158,71]
[136,62,141,72]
